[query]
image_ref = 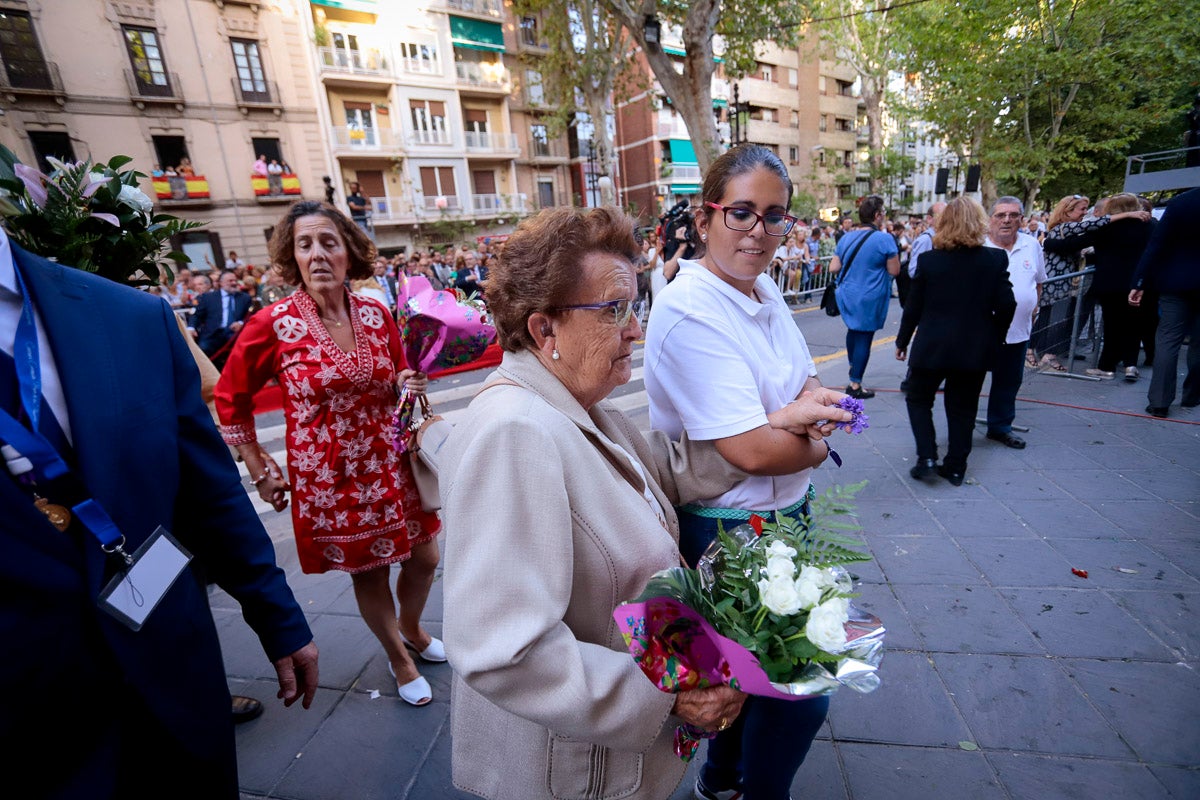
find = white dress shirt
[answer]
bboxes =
[0,229,73,444]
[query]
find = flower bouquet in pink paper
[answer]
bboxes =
[613,481,886,760]
[396,273,495,372]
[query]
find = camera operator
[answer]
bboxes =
[655,200,698,291]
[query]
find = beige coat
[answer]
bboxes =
[442,349,745,800]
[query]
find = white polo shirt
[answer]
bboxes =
[645,259,817,511]
[986,231,1046,344]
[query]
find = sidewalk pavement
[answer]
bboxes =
[214,335,1200,800]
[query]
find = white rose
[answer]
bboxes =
[118,184,154,213]
[806,596,850,652]
[795,567,825,609]
[764,554,795,581]
[764,540,797,560]
[758,576,804,616]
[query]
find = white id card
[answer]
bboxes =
[99,526,193,631]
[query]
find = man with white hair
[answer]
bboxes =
[907,201,947,279]
[984,196,1046,449]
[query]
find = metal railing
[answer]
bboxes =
[406,128,453,146]
[124,69,182,102]
[1123,146,1200,194]
[528,138,566,159]
[445,0,502,17]
[231,77,280,107]
[415,193,464,212]
[661,164,703,181]
[316,47,392,78]
[0,59,65,96]
[464,131,520,151]
[772,255,834,304]
[470,193,528,214]
[398,54,441,76]
[455,61,510,89]
[330,125,402,150]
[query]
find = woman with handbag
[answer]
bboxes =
[215,201,443,707]
[828,195,901,399]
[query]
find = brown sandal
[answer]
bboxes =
[1025,349,1039,368]
[1039,353,1067,372]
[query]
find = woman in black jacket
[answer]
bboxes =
[1043,193,1154,380]
[896,197,1017,486]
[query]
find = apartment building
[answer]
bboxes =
[0,0,327,269]
[614,31,872,224]
[305,0,576,253]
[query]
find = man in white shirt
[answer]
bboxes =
[984,196,1047,449]
[907,201,946,279]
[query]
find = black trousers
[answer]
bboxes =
[1096,290,1141,371]
[905,366,987,472]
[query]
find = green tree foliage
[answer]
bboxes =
[899,0,1200,207]
[598,0,808,171]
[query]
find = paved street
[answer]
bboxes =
[213,299,1200,800]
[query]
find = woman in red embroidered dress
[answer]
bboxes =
[216,201,443,706]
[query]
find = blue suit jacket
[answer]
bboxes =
[0,245,312,793]
[191,287,253,353]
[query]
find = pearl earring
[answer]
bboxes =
[701,233,707,241]
[552,347,560,360]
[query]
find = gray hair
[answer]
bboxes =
[991,195,1024,215]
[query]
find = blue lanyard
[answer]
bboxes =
[1,265,127,554]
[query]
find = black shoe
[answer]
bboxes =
[936,464,965,486]
[910,458,938,480]
[232,695,264,724]
[899,380,909,393]
[1146,405,1169,417]
[986,431,1026,449]
[845,384,876,400]
[1182,398,1199,409]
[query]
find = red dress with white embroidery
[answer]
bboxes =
[215,290,439,574]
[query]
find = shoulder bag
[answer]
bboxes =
[820,228,874,317]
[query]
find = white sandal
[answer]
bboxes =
[402,634,448,663]
[388,662,432,706]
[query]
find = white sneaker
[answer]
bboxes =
[694,778,743,800]
[1125,366,1140,381]
[1086,368,1115,379]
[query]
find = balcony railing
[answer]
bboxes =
[406,128,453,146]
[316,47,393,79]
[398,54,441,76]
[0,59,66,100]
[368,196,415,223]
[330,125,403,151]
[231,77,281,109]
[125,69,183,105]
[471,193,528,215]
[446,0,503,18]
[528,139,567,159]
[657,121,692,140]
[252,173,302,201]
[415,193,465,212]
[662,164,703,182]
[455,61,510,90]
[464,131,520,152]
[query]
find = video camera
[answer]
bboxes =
[657,200,698,261]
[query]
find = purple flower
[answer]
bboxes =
[835,396,869,434]
[14,163,48,208]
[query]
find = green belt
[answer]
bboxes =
[678,484,816,521]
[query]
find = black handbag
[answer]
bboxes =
[821,228,874,317]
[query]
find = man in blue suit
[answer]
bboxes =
[0,229,318,798]
[188,268,252,358]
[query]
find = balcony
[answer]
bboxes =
[414,193,465,214]
[657,120,692,140]
[455,61,510,93]
[527,138,568,160]
[661,163,703,182]
[151,175,211,205]
[125,70,184,109]
[330,125,403,155]
[231,78,283,114]
[0,60,66,104]
[398,54,442,77]
[406,128,454,147]
[251,173,302,203]
[316,47,394,84]
[470,193,528,216]
[367,196,416,225]
[464,131,520,156]
[857,124,870,144]
[446,0,503,19]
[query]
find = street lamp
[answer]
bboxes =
[587,137,598,207]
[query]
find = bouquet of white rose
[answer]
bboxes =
[614,482,886,759]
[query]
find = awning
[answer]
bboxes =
[671,185,701,194]
[311,0,377,11]
[668,139,697,165]
[713,98,728,108]
[450,16,505,52]
[663,44,723,63]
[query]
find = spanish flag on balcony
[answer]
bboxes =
[151,176,211,200]
[252,173,302,196]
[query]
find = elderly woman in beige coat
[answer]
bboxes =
[439,207,851,800]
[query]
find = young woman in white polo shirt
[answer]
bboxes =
[644,145,849,800]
